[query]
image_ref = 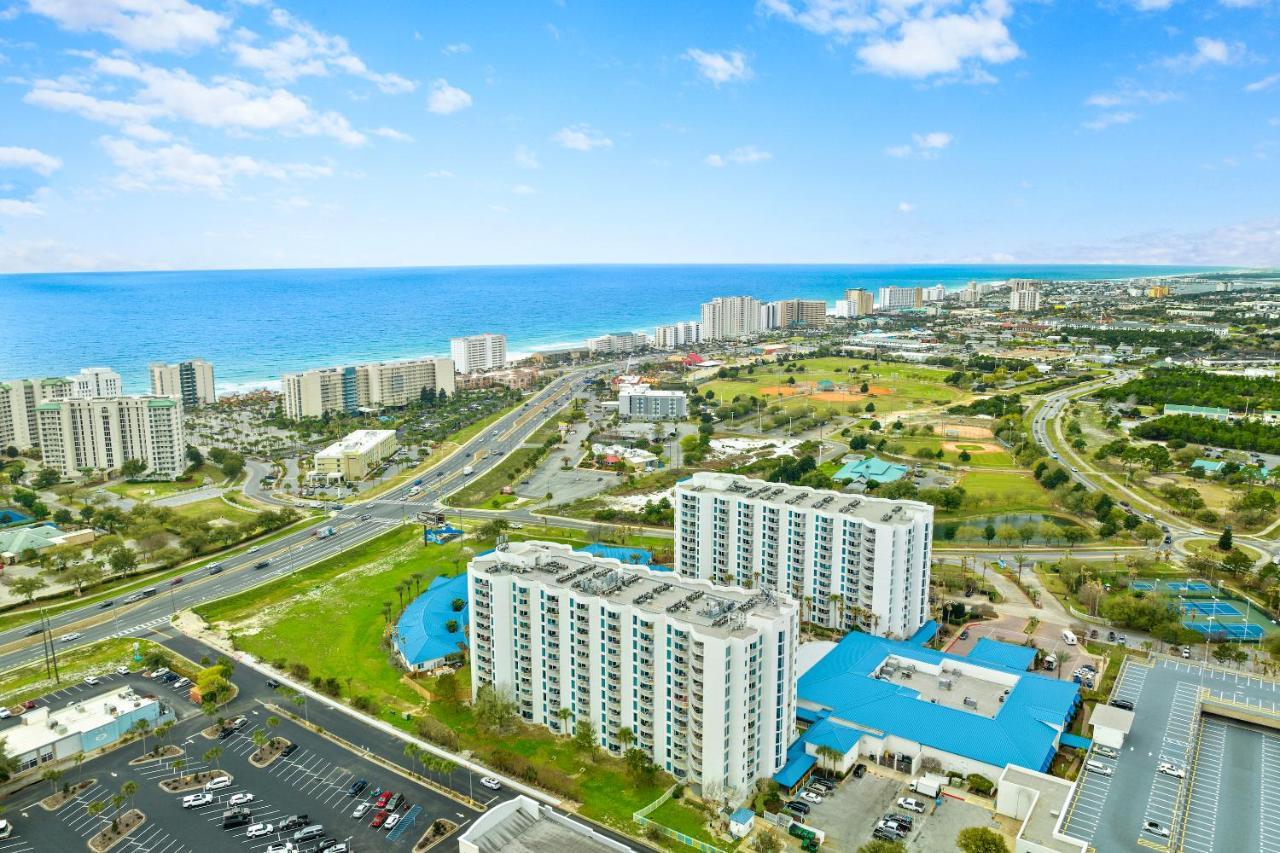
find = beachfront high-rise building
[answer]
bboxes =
[843,288,876,316]
[282,357,455,420]
[653,321,703,350]
[68,367,121,399]
[149,360,216,408]
[468,540,799,796]
[0,377,79,450]
[921,285,947,303]
[35,396,186,479]
[1008,280,1042,312]
[450,334,507,374]
[764,299,827,330]
[674,471,934,639]
[877,286,923,311]
[700,296,763,341]
[585,332,648,354]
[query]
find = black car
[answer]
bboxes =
[208,565,223,575]
[1109,698,1135,711]
[852,763,868,778]
[266,678,280,689]
[254,560,271,570]
[347,779,368,797]
[278,814,310,832]
[281,742,298,757]
[886,813,914,829]
[873,826,900,841]
[99,600,114,609]
[24,627,41,637]
[784,800,811,815]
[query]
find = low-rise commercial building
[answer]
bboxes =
[312,428,398,480]
[617,383,686,420]
[2,687,172,775]
[458,795,630,853]
[996,765,1088,853]
[469,540,799,796]
[149,359,216,407]
[35,396,186,479]
[1163,403,1232,421]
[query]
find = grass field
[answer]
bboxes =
[950,470,1056,516]
[167,497,260,526]
[0,637,178,706]
[884,434,1014,469]
[700,357,968,417]
[106,464,228,501]
[195,522,713,842]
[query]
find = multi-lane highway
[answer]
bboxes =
[0,367,596,673]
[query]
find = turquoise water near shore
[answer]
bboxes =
[0,264,1216,392]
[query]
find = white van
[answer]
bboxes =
[1062,630,1078,646]
[1084,760,1112,776]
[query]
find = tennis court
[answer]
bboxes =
[1183,622,1266,640]
[1131,579,1214,593]
[1183,600,1244,617]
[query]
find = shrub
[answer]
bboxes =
[966,773,994,796]
[414,716,460,751]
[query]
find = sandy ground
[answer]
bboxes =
[935,423,995,439]
[759,382,893,402]
[709,436,800,458]
[941,441,1002,455]
[606,488,675,512]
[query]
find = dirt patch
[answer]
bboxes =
[159,770,230,793]
[128,746,183,765]
[759,384,806,397]
[942,441,1002,455]
[40,778,95,810]
[249,738,291,768]
[414,818,459,852]
[936,423,995,439]
[88,809,145,853]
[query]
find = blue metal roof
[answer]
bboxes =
[967,637,1038,671]
[909,620,939,646]
[394,574,469,667]
[797,631,1079,773]
[730,808,755,826]
[833,456,909,483]
[773,740,817,789]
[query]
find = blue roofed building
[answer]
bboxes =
[773,631,1079,792]
[832,455,909,487]
[393,574,469,672]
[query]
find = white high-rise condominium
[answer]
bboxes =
[149,360,216,407]
[469,540,799,797]
[35,396,186,478]
[921,285,947,303]
[281,357,455,420]
[68,367,122,398]
[700,296,763,341]
[450,333,507,374]
[833,288,875,318]
[877,286,923,311]
[0,376,78,450]
[763,299,827,330]
[1008,280,1042,312]
[585,332,648,354]
[653,321,703,350]
[675,471,934,639]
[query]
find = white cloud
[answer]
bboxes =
[1043,217,1280,266]
[514,144,541,169]
[442,42,471,55]
[706,145,772,166]
[1245,73,1280,93]
[100,135,329,193]
[27,0,229,52]
[684,49,753,85]
[1131,0,1175,9]
[372,127,413,142]
[25,57,367,146]
[552,124,613,151]
[897,201,914,213]
[764,0,1021,81]
[230,8,415,94]
[0,145,62,175]
[1161,36,1244,71]
[885,131,952,158]
[511,184,536,195]
[0,198,43,216]
[426,78,472,114]
[1083,111,1137,130]
[1085,83,1178,107]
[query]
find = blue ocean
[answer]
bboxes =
[0,264,1217,392]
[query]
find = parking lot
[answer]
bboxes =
[794,767,999,851]
[1061,656,1280,852]
[0,668,201,731]
[943,614,1099,679]
[3,706,485,853]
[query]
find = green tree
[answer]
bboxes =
[573,719,597,758]
[857,841,906,853]
[956,826,1010,853]
[33,467,61,489]
[121,458,147,479]
[42,767,64,795]
[1218,527,1233,551]
[107,546,138,577]
[121,780,138,811]
[4,575,48,602]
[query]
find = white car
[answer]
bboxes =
[0,820,12,840]
[897,797,926,813]
[246,823,274,839]
[266,845,290,853]
[204,776,232,791]
[384,814,401,831]
[115,665,130,675]
[182,792,213,808]
[480,777,502,791]
[228,792,255,806]
[352,803,371,819]
[59,632,83,642]
[799,791,823,804]
[1157,762,1185,779]
[1094,745,1119,759]
[1143,820,1171,838]
[0,708,10,719]
[248,546,261,554]
[83,676,101,686]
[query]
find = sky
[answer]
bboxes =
[0,0,1278,273]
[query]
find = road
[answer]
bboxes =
[0,367,601,673]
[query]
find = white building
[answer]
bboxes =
[0,377,76,450]
[921,285,947,303]
[675,471,933,639]
[877,286,923,311]
[459,796,629,853]
[843,288,875,316]
[1009,280,1043,312]
[313,429,398,480]
[68,367,121,399]
[149,360,216,407]
[35,396,186,479]
[450,333,507,374]
[700,296,763,341]
[617,383,687,421]
[585,332,648,354]
[959,282,993,304]
[282,357,455,419]
[1,687,171,775]
[468,541,799,796]
[654,321,703,350]
[764,299,827,330]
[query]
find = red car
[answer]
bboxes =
[369,810,390,828]
[375,791,393,809]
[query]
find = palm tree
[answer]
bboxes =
[403,743,419,777]
[154,721,173,754]
[171,757,186,781]
[86,799,105,828]
[132,718,152,756]
[616,726,635,754]
[203,745,223,771]
[265,715,280,744]
[121,780,138,811]
[437,758,455,788]
[109,793,126,832]
[42,767,64,796]
[556,706,573,732]
[814,744,842,780]
[252,729,268,754]
[292,691,308,724]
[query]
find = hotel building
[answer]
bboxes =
[833,288,875,319]
[674,471,933,639]
[35,396,186,479]
[149,360,216,407]
[617,383,687,421]
[585,332,649,354]
[764,299,827,330]
[1009,280,1043,312]
[877,286,923,311]
[653,321,703,350]
[282,356,455,419]
[313,428,398,481]
[700,296,764,341]
[468,541,799,796]
[450,333,507,374]
[68,367,122,399]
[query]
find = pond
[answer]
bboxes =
[0,508,32,527]
[934,513,1084,544]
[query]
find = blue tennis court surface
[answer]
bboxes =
[1183,601,1243,617]
[1183,621,1264,640]
[1131,581,1155,591]
[1131,579,1214,593]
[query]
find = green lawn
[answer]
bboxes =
[445,446,544,509]
[949,470,1055,516]
[168,497,259,526]
[700,357,968,417]
[0,638,188,707]
[883,434,1014,469]
[107,464,228,501]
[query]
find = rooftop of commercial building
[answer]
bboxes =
[2,688,158,756]
[459,796,627,853]
[999,765,1085,853]
[618,383,684,398]
[394,574,469,667]
[832,456,910,484]
[678,471,932,525]
[315,429,397,458]
[472,540,795,638]
[794,630,1079,773]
